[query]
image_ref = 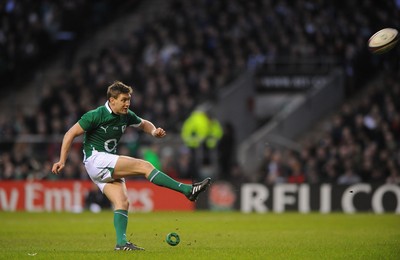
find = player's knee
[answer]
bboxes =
[146,162,155,170]
[143,160,155,171]
[114,196,130,210]
[122,198,130,210]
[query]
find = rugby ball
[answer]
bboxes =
[368,28,399,54]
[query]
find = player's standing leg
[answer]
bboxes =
[103,181,144,251]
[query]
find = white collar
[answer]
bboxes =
[105,101,112,114]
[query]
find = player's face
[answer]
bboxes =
[110,93,131,115]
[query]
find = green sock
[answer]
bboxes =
[148,169,192,195]
[114,209,128,246]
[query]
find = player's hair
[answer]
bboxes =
[107,81,133,100]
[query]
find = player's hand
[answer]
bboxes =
[151,128,166,138]
[52,161,65,174]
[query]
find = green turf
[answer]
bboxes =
[0,211,399,259]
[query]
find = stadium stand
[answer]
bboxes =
[0,0,141,87]
[256,73,400,185]
[0,0,399,185]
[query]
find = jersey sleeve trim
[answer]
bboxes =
[129,117,142,127]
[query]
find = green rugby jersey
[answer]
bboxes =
[78,102,142,160]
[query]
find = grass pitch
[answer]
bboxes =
[0,211,399,259]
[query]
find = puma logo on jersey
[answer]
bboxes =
[100,126,109,133]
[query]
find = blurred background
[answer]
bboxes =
[0,0,399,212]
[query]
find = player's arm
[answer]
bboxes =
[138,119,166,138]
[51,122,85,174]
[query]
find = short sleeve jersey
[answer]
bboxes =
[78,101,142,160]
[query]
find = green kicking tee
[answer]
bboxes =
[78,101,142,160]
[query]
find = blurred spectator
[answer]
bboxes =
[287,156,305,184]
[260,149,288,185]
[337,160,361,185]
[180,110,223,179]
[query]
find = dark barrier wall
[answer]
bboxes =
[198,182,400,214]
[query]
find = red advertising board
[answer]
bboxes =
[0,180,194,212]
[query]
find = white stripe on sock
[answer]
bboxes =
[149,170,160,182]
[115,211,128,218]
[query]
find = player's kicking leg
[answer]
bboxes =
[114,156,212,201]
[147,168,211,201]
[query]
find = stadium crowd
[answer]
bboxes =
[0,0,399,185]
[0,0,135,86]
[258,73,400,185]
